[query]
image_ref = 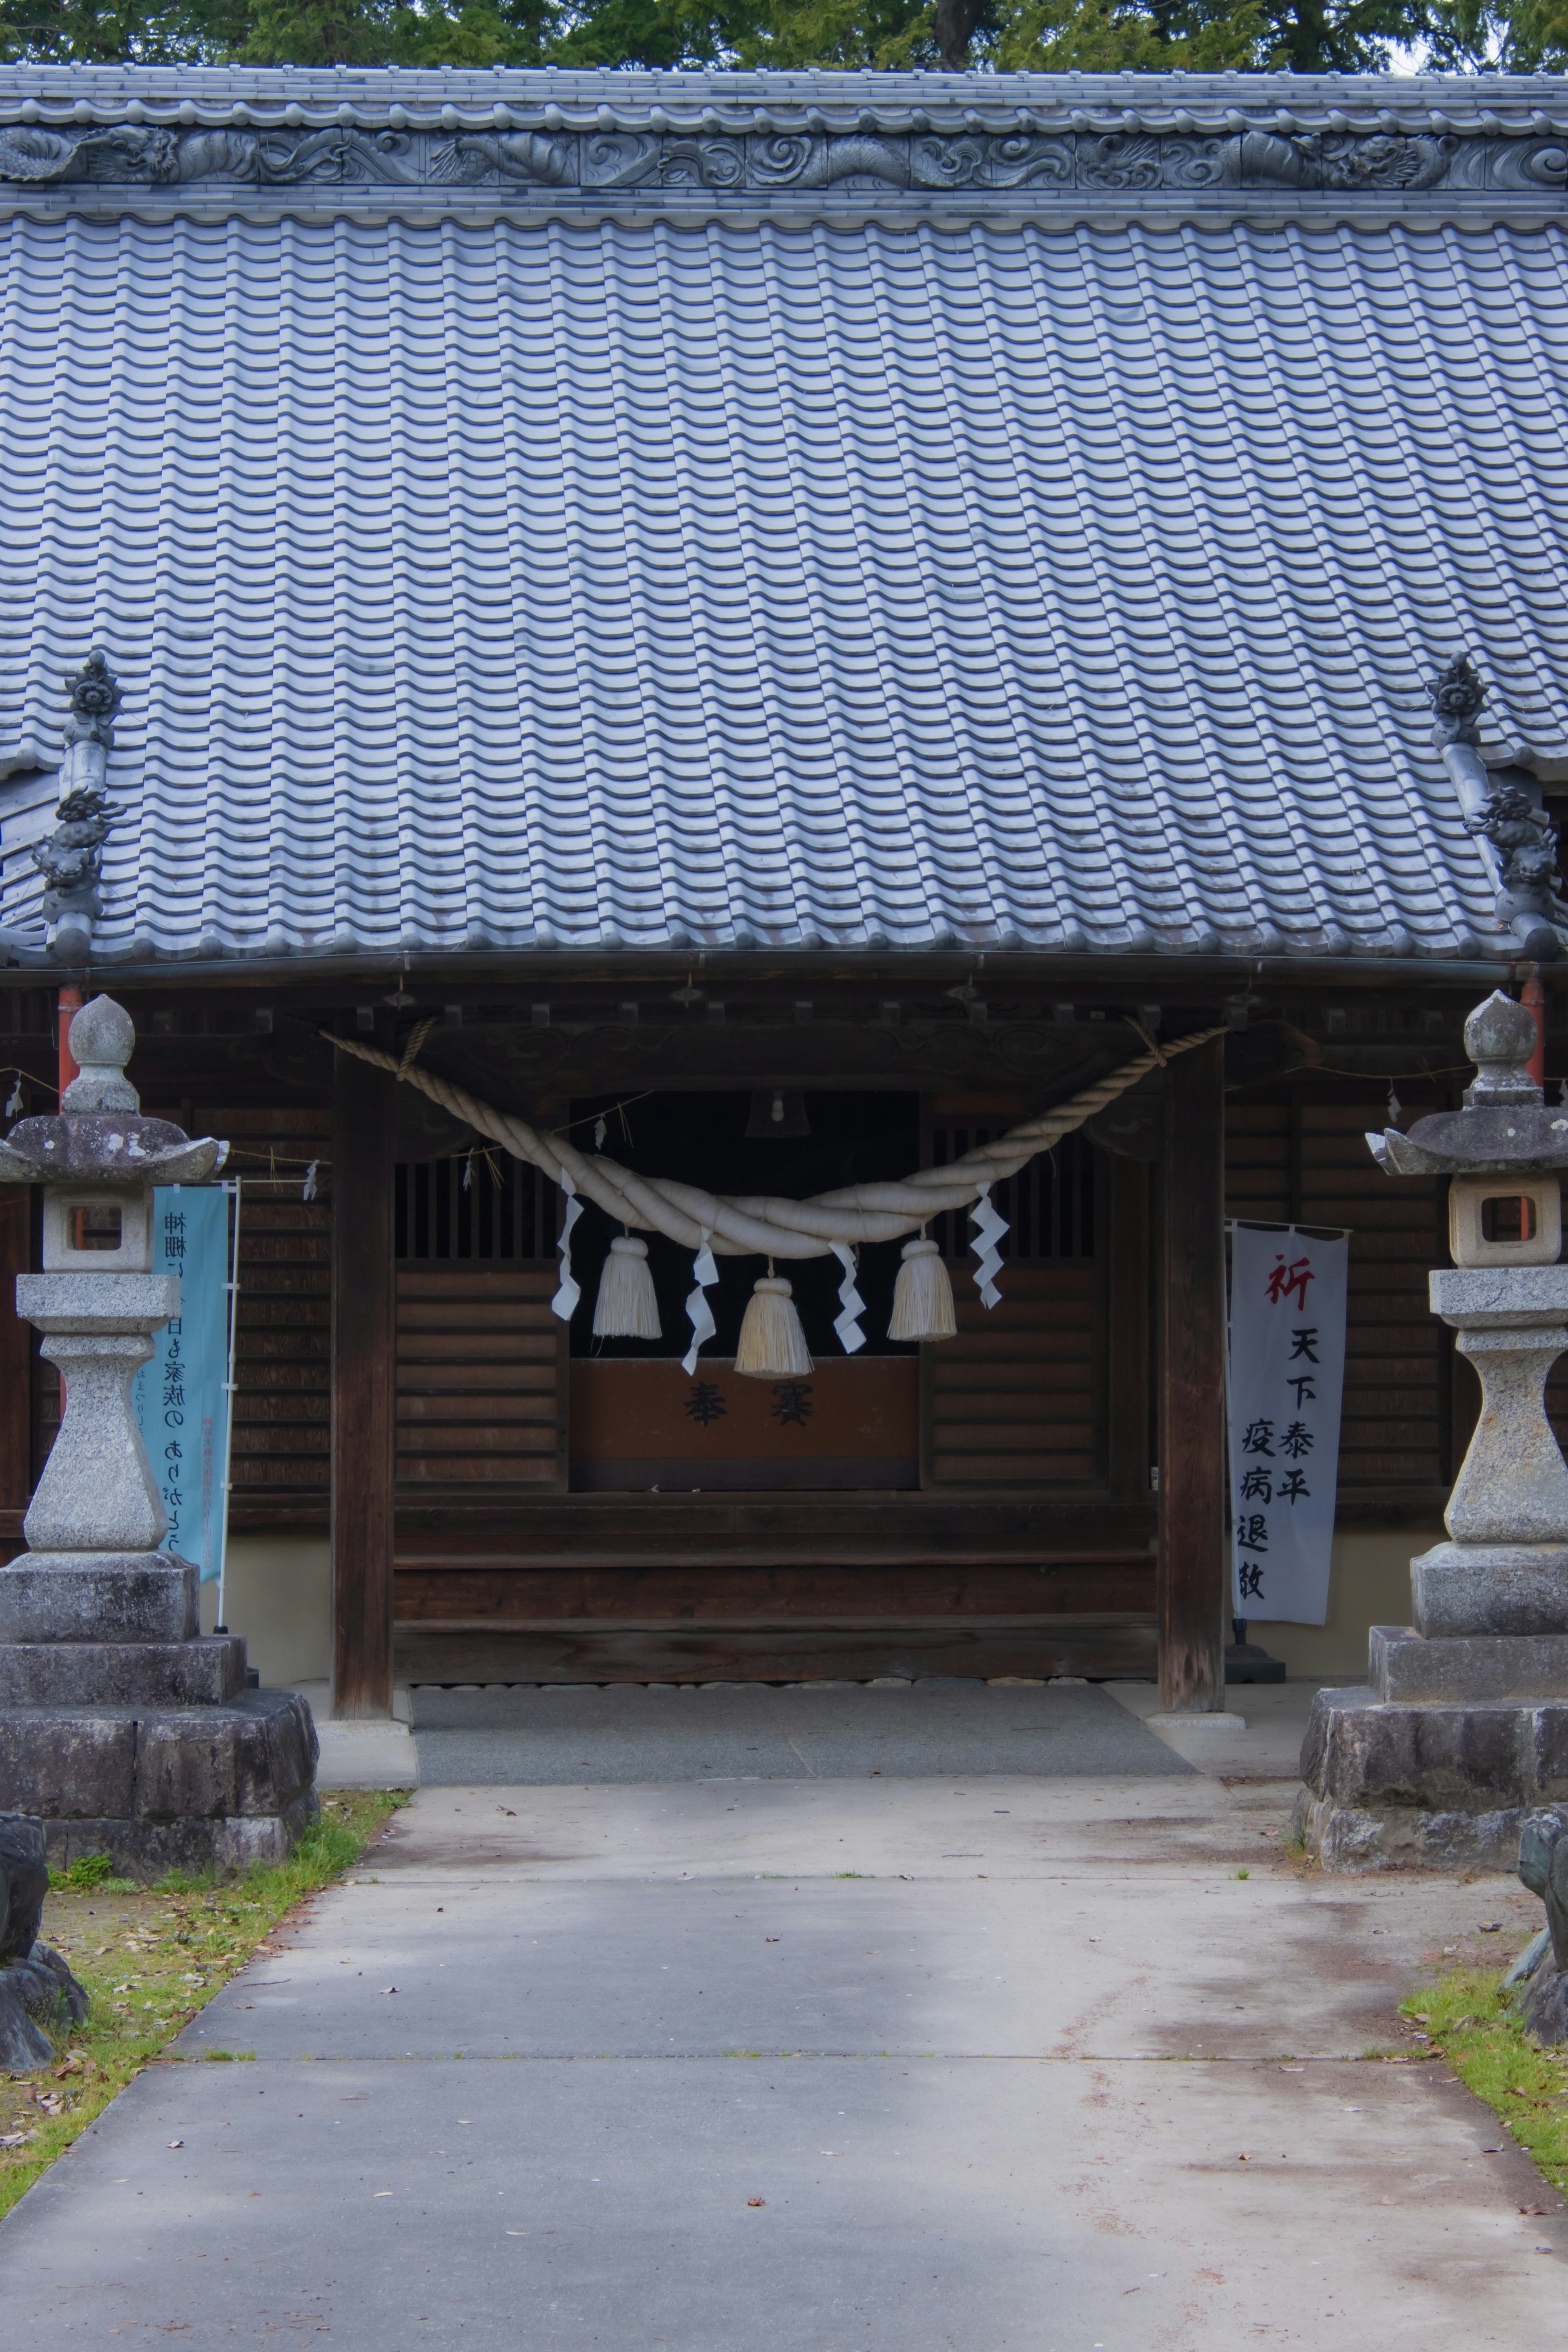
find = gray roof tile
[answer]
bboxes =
[0,187,1564,962]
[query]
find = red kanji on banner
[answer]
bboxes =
[1265,1254,1314,1310]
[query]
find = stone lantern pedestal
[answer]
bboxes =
[1296,995,1568,1869]
[0,997,316,1876]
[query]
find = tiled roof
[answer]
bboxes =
[0,75,1565,966]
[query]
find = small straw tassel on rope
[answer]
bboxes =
[888,1236,957,1341]
[592,1235,663,1340]
[735,1272,813,1379]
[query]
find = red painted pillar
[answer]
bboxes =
[1523,973,1546,1089]
[57,984,82,1098]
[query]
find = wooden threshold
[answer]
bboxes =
[394,1612,1158,1686]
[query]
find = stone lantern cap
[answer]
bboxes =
[0,995,223,1187]
[1368,991,1568,1177]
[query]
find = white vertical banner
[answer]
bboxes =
[1226,1225,1350,1627]
[132,1186,233,1583]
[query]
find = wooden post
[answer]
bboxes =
[1106,1154,1151,1502]
[331,1048,397,1718]
[1158,1033,1227,1712]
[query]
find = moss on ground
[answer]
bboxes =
[1401,1960,1568,2197]
[0,1788,407,2223]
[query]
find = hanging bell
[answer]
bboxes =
[888,1236,957,1341]
[735,1275,813,1378]
[592,1235,662,1340]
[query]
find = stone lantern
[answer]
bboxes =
[0,996,316,1875]
[1296,991,1568,1868]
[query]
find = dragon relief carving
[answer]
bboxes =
[0,120,1564,200]
[1240,129,1453,191]
[0,121,418,185]
[435,131,571,186]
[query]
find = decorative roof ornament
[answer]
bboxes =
[1426,652,1563,962]
[1425,650,1488,745]
[31,650,122,960]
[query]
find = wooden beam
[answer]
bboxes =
[1158,1033,1226,1712]
[330,1047,397,1717]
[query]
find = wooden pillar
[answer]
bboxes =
[331,1049,397,1718]
[1158,1033,1227,1713]
[1106,1154,1151,1503]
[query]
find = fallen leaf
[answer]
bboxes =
[747,2198,765,2208]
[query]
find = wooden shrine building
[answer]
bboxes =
[1,61,1567,1719]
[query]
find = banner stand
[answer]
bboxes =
[214,1178,241,1635]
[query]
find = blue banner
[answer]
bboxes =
[132,1186,232,1583]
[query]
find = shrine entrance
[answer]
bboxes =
[566,1089,921,1494]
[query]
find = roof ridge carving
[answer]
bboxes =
[0,68,1565,216]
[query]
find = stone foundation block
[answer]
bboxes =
[0,1710,138,1817]
[1291,1785,1527,1872]
[0,1637,244,1707]
[1300,1683,1568,1811]
[1296,1683,1568,1870]
[41,1791,319,1880]
[0,1691,318,1848]
[0,1553,198,1643]
[1410,1541,1568,1638]
[136,1692,317,1821]
[1369,1623,1568,1703]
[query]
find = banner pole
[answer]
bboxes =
[214,1178,242,1636]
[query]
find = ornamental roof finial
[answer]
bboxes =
[1426,649,1488,746]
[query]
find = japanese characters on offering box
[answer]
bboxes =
[1225,1226,1349,1628]
[683,1379,814,1429]
[131,1187,233,1583]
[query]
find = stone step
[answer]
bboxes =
[1369,1623,1568,1704]
[0,1636,245,1707]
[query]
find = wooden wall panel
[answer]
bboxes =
[922,1266,1100,1488]
[396,1265,566,1489]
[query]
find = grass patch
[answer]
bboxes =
[1401,1962,1568,2196]
[1,1788,405,2224]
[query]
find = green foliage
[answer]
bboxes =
[0,0,1497,72]
[1403,1960,1568,2194]
[47,1852,117,1892]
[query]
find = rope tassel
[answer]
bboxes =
[592,1235,662,1340]
[735,1274,813,1380]
[888,1236,957,1341]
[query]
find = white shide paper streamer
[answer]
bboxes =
[970,1182,1008,1310]
[551,1169,583,1321]
[830,1241,866,1354]
[682,1228,719,1376]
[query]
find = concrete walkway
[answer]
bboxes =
[4,1683,1566,2348]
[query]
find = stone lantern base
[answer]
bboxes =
[0,1550,318,1877]
[1294,1539,1568,1871]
